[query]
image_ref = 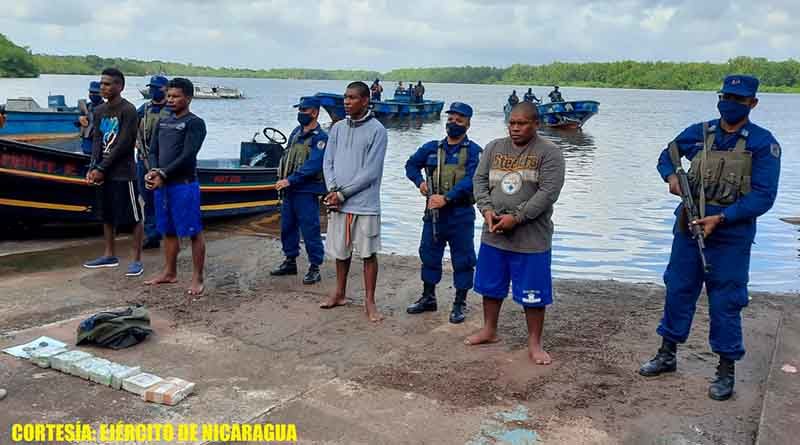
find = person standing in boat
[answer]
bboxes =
[466,101,565,366]
[548,86,564,103]
[395,81,405,95]
[271,96,328,285]
[136,75,171,250]
[76,81,104,155]
[370,79,383,101]
[508,90,520,107]
[144,78,208,297]
[320,81,388,322]
[640,75,781,401]
[404,102,482,324]
[523,88,540,104]
[413,81,425,103]
[407,82,415,100]
[83,68,145,277]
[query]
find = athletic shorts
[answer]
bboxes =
[474,243,553,307]
[154,181,203,237]
[96,179,143,227]
[325,212,381,260]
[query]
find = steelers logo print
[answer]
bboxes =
[501,171,523,195]
[317,140,327,150]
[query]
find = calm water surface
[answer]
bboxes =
[1,75,797,292]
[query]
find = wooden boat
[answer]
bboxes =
[504,100,600,129]
[780,217,800,226]
[313,91,444,123]
[139,84,245,100]
[0,128,285,226]
[0,96,81,141]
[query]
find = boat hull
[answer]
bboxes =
[504,100,599,129]
[0,137,281,226]
[313,92,444,123]
[0,110,80,139]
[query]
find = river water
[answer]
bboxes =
[1,75,798,292]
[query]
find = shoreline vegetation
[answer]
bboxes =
[3,34,799,93]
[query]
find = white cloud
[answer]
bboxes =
[0,0,797,70]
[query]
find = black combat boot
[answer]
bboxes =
[407,283,437,314]
[639,338,677,377]
[708,356,735,401]
[449,289,468,324]
[270,257,298,276]
[303,264,321,285]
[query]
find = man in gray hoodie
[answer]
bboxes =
[466,102,565,365]
[320,81,388,322]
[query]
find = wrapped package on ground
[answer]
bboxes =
[49,350,93,373]
[143,377,196,406]
[72,357,112,380]
[122,373,163,396]
[108,363,141,390]
[29,346,69,368]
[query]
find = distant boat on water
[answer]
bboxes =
[139,84,244,100]
[504,100,600,129]
[312,90,444,123]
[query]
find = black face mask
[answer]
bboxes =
[297,112,313,126]
[446,122,467,138]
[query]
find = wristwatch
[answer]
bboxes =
[718,213,726,224]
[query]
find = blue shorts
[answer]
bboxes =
[155,182,203,237]
[474,243,553,307]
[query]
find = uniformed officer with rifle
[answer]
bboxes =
[640,75,782,401]
[404,102,482,324]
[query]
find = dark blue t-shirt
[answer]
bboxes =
[149,112,207,184]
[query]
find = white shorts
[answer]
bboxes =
[326,212,381,260]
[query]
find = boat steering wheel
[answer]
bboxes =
[262,127,287,145]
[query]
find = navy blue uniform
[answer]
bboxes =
[655,119,781,360]
[405,137,482,290]
[136,102,169,243]
[280,124,328,266]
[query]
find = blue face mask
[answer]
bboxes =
[150,87,166,102]
[297,112,313,126]
[89,94,103,105]
[446,122,467,138]
[717,100,751,125]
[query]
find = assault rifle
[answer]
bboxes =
[670,145,711,274]
[424,165,439,243]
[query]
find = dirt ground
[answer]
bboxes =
[0,217,797,444]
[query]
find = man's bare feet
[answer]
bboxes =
[144,273,177,286]
[464,328,500,345]
[365,301,384,322]
[320,293,347,309]
[529,346,552,365]
[187,282,205,296]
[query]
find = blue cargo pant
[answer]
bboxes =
[419,215,476,290]
[658,222,754,361]
[280,191,324,266]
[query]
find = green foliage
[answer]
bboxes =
[387,59,800,92]
[0,33,39,78]
[31,54,381,80]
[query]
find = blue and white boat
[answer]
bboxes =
[313,90,445,123]
[0,96,80,141]
[504,100,600,129]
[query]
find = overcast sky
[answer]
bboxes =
[3,0,797,71]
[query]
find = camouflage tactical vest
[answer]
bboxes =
[673,122,752,217]
[432,140,471,201]
[278,131,324,182]
[138,103,171,160]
